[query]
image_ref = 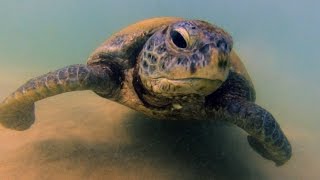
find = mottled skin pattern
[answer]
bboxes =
[0,17,291,166]
[0,64,119,130]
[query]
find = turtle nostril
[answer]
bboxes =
[190,61,196,74]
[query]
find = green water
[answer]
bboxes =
[0,0,319,179]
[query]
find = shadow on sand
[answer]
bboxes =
[13,112,267,180]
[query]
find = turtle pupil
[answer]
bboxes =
[170,30,187,48]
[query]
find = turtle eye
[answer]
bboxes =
[170,30,187,49]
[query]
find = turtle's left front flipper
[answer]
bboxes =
[0,64,121,130]
[206,99,292,166]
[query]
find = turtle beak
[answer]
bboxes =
[165,43,230,83]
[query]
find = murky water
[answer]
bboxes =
[0,1,319,179]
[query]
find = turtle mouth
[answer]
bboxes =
[165,77,220,82]
[144,77,223,96]
[156,77,223,85]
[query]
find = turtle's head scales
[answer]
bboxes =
[138,20,233,97]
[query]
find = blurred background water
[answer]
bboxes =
[0,0,319,179]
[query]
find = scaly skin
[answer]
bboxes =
[205,71,291,165]
[0,64,120,130]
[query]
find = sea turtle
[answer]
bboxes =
[0,17,291,166]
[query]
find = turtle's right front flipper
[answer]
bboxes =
[0,64,121,130]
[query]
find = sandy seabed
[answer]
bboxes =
[0,91,318,180]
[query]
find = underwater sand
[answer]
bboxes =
[0,84,318,179]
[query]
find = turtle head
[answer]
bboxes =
[138,20,233,97]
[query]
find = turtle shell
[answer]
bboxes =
[87,17,183,69]
[230,51,256,100]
